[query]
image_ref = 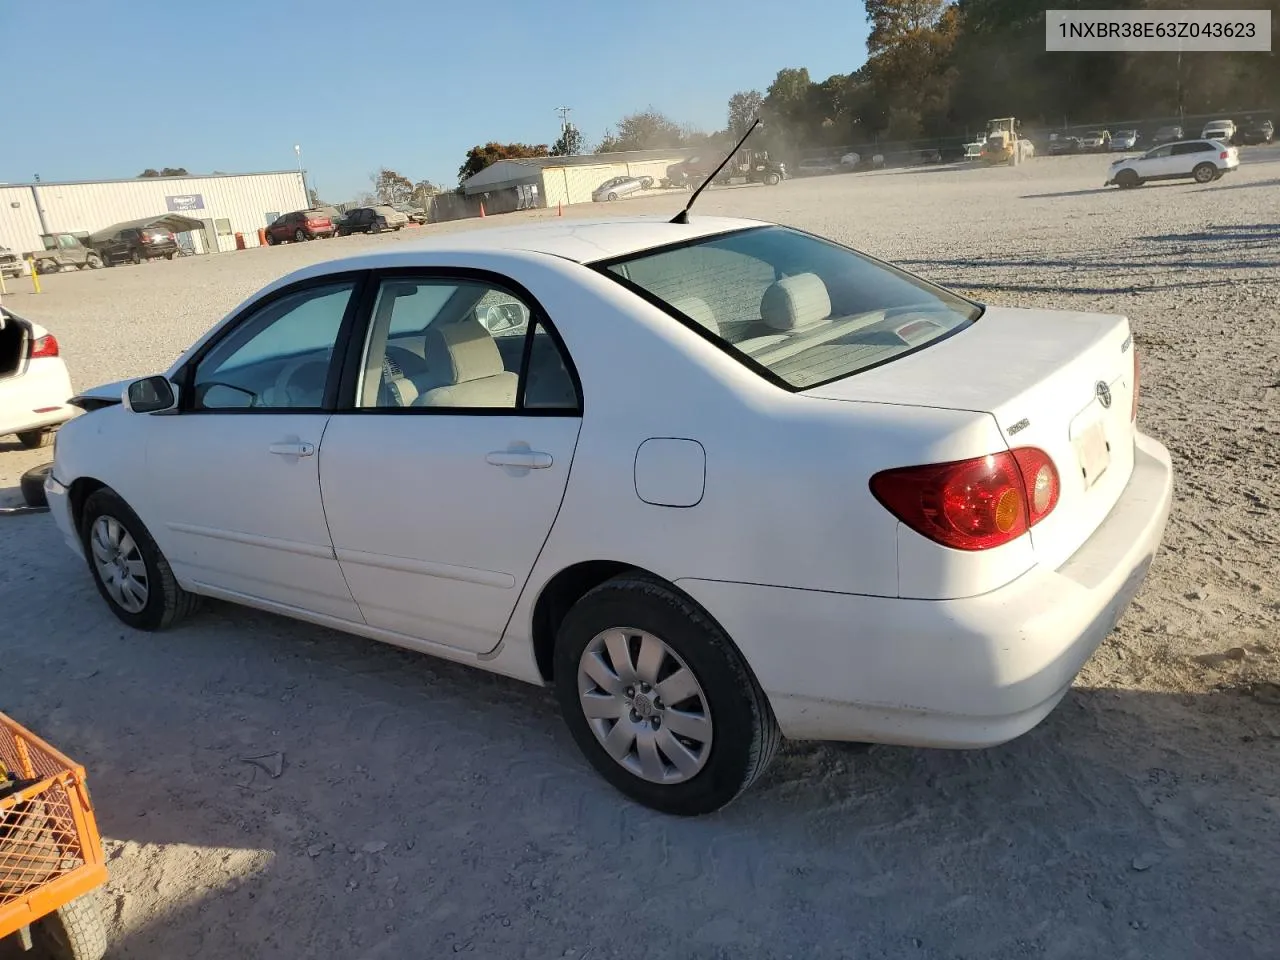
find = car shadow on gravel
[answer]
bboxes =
[2,516,1279,959]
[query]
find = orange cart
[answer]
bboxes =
[1,712,109,959]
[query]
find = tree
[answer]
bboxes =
[458,142,550,182]
[550,124,586,156]
[866,0,949,55]
[372,168,414,205]
[307,188,321,207]
[137,167,188,178]
[727,91,764,137]
[595,109,686,153]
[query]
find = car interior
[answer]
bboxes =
[191,280,579,412]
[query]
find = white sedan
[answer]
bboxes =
[1,306,77,449]
[46,216,1173,815]
[1105,139,1239,188]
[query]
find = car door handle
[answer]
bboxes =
[268,441,315,457]
[486,450,552,469]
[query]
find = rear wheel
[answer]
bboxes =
[32,894,108,960]
[1193,162,1217,184]
[763,172,780,186]
[554,574,780,816]
[86,253,103,269]
[81,488,199,631]
[294,228,306,242]
[607,192,618,201]
[370,221,381,234]
[16,429,53,449]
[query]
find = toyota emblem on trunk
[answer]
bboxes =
[1095,381,1112,408]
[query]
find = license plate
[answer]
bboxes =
[1074,420,1110,488]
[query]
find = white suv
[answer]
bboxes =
[1105,139,1239,188]
[1201,119,1236,143]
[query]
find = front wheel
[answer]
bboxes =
[32,894,108,960]
[86,253,103,269]
[554,574,780,816]
[1116,169,1140,189]
[36,259,59,275]
[607,192,618,201]
[1192,163,1217,184]
[763,172,780,186]
[81,488,199,631]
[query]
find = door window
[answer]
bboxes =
[356,276,578,411]
[190,282,355,410]
[1144,145,1173,159]
[1171,142,1207,155]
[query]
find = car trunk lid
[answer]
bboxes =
[805,305,1138,569]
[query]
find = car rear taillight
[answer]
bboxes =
[30,334,59,359]
[1131,348,1140,422]
[870,448,1060,552]
[1220,151,1230,160]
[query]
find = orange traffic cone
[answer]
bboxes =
[479,201,486,218]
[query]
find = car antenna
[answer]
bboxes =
[670,117,762,225]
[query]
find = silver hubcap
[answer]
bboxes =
[90,515,149,613]
[577,628,713,784]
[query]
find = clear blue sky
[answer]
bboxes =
[3,0,867,200]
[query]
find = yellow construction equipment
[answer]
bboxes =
[980,118,1034,165]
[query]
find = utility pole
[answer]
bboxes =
[554,106,572,134]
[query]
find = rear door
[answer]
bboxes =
[318,270,582,653]
[1170,141,1212,175]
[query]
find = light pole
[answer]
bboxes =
[294,144,309,205]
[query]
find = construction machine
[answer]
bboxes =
[980,118,1035,165]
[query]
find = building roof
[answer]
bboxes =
[461,148,698,194]
[1,170,301,189]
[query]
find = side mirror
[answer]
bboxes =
[123,375,178,414]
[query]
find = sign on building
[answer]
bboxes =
[165,194,206,212]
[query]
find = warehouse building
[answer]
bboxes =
[458,148,694,211]
[0,170,308,262]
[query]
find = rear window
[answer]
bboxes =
[599,225,981,390]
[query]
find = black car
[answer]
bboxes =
[1151,125,1184,145]
[336,206,408,236]
[96,226,178,265]
[1048,136,1081,155]
[1239,119,1274,145]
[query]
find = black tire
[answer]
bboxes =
[1192,163,1216,184]
[1116,169,1140,189]
[553,573,780,816]
[32,894,108,960]
[36,259,59,275]
[294,228,306,242]
[85,253,103,269]
[20,462,52,507]
[80,487,199,631]
[166,251,175,260]
[130,249,141,265]
[607,192,618,201]
[266,233,277,245]
[369,221,382,234]
[16,429,53,449]
[764,172,780,186]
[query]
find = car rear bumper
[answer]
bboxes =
[0,362,78,437]
[677,431,1174,748]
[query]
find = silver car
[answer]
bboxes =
[592,176,643,202]
[1110,130,1139,151]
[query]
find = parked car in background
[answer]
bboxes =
[0,245,23,279]
[796,158,841,176]
[336,206,408,235]
[390,203,428,224]
[25,233,103,274]
[1239,119,1274,145]
[1079,129,1112,152]
[1200,120,1236,144]
[1110,130,1139,151]
[1048,135,1081,155]
[840,152,861,168]
[1106,139,1239,188]
[1151,125,1184,145]
[45,216,1171,816]
[96,226,178,265]
[592,176,644,202]
[0,305,76,449]
[266,209,336,244]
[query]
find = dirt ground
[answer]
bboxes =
[1,147,1278,959]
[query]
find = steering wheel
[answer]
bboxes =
[271,357,330,407]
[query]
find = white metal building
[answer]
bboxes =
[461,149,694,208]
[0,171,308,261]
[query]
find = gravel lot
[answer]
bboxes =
[2,148,1278,959]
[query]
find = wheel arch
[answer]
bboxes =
[529,560,747,685]
[68,476,107,534]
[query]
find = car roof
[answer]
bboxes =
[375,215,768,264]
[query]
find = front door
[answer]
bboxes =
[318,272,582,652]
[143,278,366,621]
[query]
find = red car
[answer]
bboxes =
[265,209,335,244]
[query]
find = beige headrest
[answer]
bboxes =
[670,296,720,336]
[424,318,505,384]
[760,273,831,332]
